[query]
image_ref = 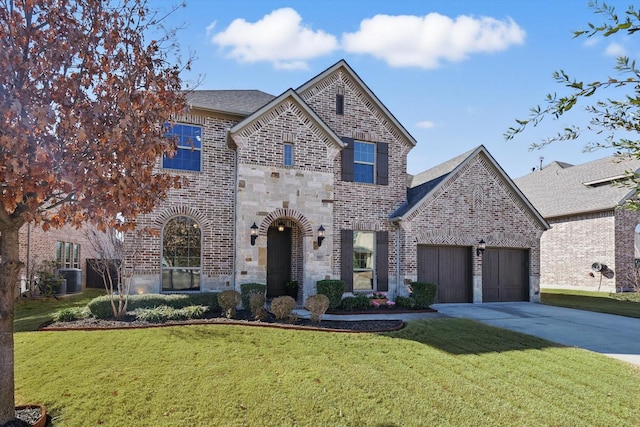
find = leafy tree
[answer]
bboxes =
[0,0,189,421]
[505,1,640,208]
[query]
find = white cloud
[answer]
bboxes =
[205,21,217,36]
[604,41,627,57]
[211,8,338,69]
[342,13,525,68]
[416,120,435,129]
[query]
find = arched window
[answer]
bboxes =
[162,216,201,291]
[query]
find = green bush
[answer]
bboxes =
[240,283,266,309]
[410,282,437,308]
[218,290,242,319]
[340,294,371,311]
[134,305,208,323]
[316,280,344,309]
[394,296,416,309]
[52,306,91,323]
[87,293,221,319]
[305,294,330,323]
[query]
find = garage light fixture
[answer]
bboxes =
[476,239,486,257]
[250,222,259,246]
[317,225,325,247]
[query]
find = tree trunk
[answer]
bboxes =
[0,227,23,423]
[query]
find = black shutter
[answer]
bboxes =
[376,142,388,185]
[341,229,354,292]
[341,137,354,182]
[376,231,389,292]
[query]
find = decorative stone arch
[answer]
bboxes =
[153,206,212,230]
[259,208,313,236]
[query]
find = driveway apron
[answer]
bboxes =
[432,302,640,366]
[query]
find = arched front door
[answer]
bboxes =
[266,225,292,298]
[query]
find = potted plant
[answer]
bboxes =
[284,280,299,299]
[369,292,388,306]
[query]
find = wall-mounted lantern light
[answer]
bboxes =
[476,239,486,257]
[317,225,325,247]
[277,221,285,232]
[250,222,259,246]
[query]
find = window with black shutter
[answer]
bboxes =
[340,138,388,185]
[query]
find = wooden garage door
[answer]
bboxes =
[482,248,529,302]
[417,246,472,303]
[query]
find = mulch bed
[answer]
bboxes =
[40,309,406,333]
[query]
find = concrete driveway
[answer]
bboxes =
[432,302,640,366]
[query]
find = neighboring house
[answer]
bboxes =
[7,223,98,295]
[515,155,640,292]
[129,60,548,303]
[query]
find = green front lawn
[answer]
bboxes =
[14,289,105,332]
[541,289,640,318]
[14,319,640,426]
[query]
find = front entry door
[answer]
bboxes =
[267,226,291,298]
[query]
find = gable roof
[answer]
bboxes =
[392,145,549,229]
[296,60,417,147]
[186,90,275,116]
[227,88,345,150]
[514,155,640,218]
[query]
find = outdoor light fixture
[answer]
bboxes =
[250,222,259,246]
[278,221,285,232]
[476,239,486,257]
[317,225,325,247]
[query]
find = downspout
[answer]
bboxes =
[26,223,31,294]
[394,220,401,297]
[230,129,238,291]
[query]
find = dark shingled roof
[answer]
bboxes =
[186,90,276,116]
[514,155,640,218]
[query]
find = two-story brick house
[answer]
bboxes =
[129,60,548,303]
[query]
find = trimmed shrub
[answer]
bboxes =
[52,306,91,323]
[218,290,242,318]
[340,294,371,311]
[394,296,416,309]
[249,292,267,320]
[410,282,438,308]
[240,283,266,309]
[185,293,221,312]
[271,296,296,320]
[87,293,221,319]
[316,280,344,309]
[305,294,330,323]
[134,305,208,323]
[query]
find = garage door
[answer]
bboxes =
[417,246,472,303]
[482,248,529,302]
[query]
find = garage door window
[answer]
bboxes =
[353,231,374,290]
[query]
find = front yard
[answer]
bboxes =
[541,288,640,318]
[12,294,640,426]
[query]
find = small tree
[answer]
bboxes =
[505,1,640,208]
[85,227,145,319]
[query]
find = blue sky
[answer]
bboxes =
[151,0,638,178]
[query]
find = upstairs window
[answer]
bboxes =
[284,143,294,166]
[353,141,375,183]
[341,138,388,185]
[163,123,202,172]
